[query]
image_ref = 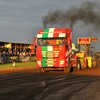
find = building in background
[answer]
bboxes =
[0,41,32,53]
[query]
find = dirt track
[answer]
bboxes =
[0,60,100,100]
[0,60,100,76]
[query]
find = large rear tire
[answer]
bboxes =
[76,59,81,71]
[91,60,95,68]
[64,61,71,73]
[93,60,96,67]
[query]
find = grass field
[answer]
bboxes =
[0,62,36,69]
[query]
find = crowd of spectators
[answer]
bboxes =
[0,47,35,63]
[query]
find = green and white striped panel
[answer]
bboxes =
[42,46,53,67]
[48,28,55,38]
[37,28,55,38]
[47,46,53,51]
[37,33,66,38]
[37,28,66,38]
[42,46,53,57]
[36,34,42,38]
[41,39,53,67]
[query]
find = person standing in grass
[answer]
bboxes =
[0,52,3,63]
[6,52,9,63]
[3,52,6,63]
[9,51,13,63]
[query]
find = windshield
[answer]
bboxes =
[37,37,65,46]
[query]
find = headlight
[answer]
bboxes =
[60,60,64,64]
[37,61,41,65]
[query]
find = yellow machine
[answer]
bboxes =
[76,37,97,68]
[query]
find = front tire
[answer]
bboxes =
[64,61,71,73]
[39,68,45,73]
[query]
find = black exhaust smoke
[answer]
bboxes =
[42,1,100,30]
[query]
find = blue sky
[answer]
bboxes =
[0,0,100,51]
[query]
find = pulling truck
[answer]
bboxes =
[34,28,81,73]
[76,37,97,68]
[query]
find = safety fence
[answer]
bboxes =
[0,56,36,64]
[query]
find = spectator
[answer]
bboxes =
[23,52,26,57]
[6,52,9,63]
[5,47,8,52]
[4,52,8,63]
[17,52,20,62]
[9,51,13,57]
[0,47,2,52]
[12,52,16,56]
[3,52,6,63]
[0,52,3,57]
[3,52,6,58]
[2,47,5,52]
[8,47,10,53]
[0,52,3,63]
[23,48,25,52]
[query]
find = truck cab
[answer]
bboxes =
[35,28,80,73]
